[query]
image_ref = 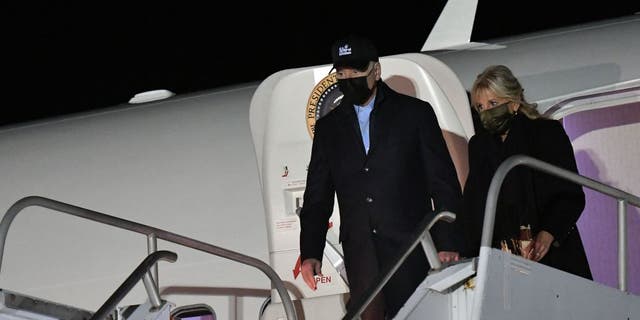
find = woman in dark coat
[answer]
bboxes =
[462,65,592,280]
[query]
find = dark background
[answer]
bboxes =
[5,2,639,126]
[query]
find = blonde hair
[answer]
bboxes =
[471,65,542,119]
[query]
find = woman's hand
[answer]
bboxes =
[524,230,554,261]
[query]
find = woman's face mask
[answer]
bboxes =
[337,67,375,105]
[479,102,515,135]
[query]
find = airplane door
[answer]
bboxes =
[249,53,473,319]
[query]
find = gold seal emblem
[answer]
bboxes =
[305,73,343,138]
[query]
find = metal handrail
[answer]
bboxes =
[0,196,298,320]
[90,250,178,320]
[482,155,640,292]
[342,211,456,320]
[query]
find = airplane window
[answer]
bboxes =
[171,304,216,320]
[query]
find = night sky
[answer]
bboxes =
[5,2,639,126]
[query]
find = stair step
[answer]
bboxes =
[0,288,107,320]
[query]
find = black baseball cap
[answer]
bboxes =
[331,35,379,71]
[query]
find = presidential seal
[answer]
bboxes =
[305,72,343,138]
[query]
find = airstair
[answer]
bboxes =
[0,250,175,320]
[1,155,638,319]
[0,197,298,320]
[343,155,640,320]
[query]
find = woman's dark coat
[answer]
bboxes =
[463,113,592,280]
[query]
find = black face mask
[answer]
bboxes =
[337,69,374,105]
[479,102,515,135]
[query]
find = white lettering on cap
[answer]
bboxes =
[338,44,352,56]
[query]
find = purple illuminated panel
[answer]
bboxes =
[562,102,640,294]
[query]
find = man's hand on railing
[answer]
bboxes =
[437,251,460,263]
[301,258,323,290]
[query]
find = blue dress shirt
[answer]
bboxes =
[354,97,375,154]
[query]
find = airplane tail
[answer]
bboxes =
[421,0,478,51]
